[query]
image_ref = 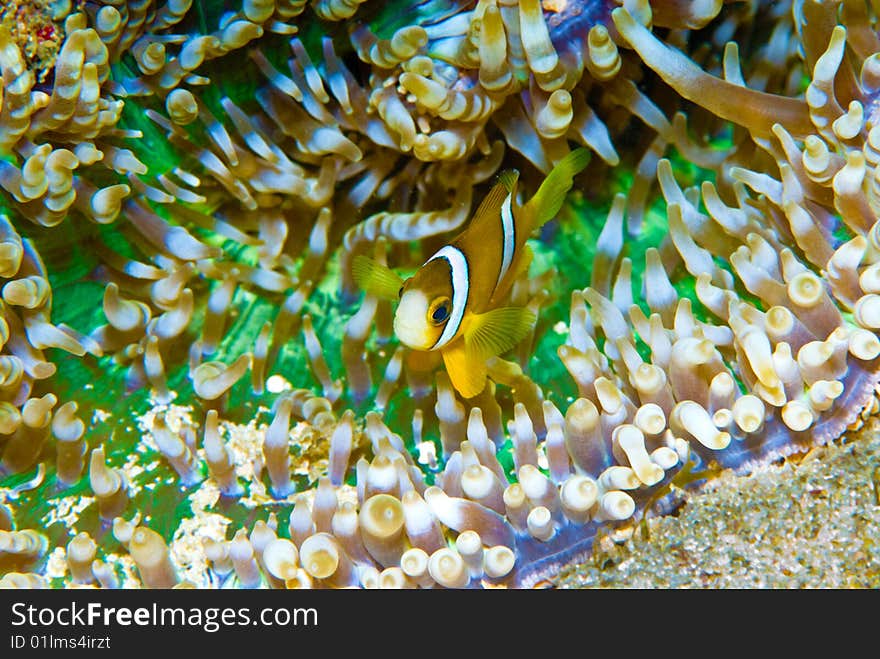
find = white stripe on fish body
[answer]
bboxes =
[494,193,516,295]
[428,245,469,349]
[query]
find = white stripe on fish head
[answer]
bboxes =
[427,245,468,349]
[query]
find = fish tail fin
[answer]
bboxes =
[352,254,404,301]
[526,147,591,229]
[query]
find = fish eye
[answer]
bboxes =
[429,297,451,325]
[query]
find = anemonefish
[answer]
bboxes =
[353,147,591,399]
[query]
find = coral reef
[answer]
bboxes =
[2,0,880,589]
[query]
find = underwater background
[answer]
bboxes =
[1,0,879,588]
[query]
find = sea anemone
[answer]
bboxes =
[1,0,879,590]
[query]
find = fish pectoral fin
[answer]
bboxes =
[527,147,591,229]
[352,254,404,301]
[442,306,536,398]
[464,306,537,362]
[442,339,488,399]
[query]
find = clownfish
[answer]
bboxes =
[353,147,591,398]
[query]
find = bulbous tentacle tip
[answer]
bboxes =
[4,0,880,591]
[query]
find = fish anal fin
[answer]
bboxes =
[352,254,404,301]
[464,306,537,362]
[442,339,488,399]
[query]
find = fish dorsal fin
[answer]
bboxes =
[488,244,533,307]
[442,339,488,399]
[352,254,404,301]
[496,169,519,193]
[469,178,512,230]
[497,169,520,215]
[527,147,591,229]
[488,243,534,308]
[464,306,537,362]
[513,243,533,280]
